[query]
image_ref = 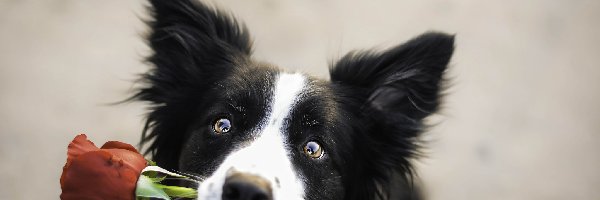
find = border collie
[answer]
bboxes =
[134,0,454,199]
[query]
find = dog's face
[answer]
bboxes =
[136,1,454,200]
[181,68,343,199]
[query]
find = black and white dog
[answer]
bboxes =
[134,0,454,199]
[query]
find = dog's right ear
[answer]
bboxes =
[134,0,252,169]
[140,0,252,104]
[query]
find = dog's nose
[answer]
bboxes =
[222,172,273,200]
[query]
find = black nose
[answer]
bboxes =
[222,173,273,200]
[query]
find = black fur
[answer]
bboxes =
[135,0,252,171]
[330,33,454,199]
[133,0,454,199]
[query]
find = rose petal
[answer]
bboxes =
[61,135,149,200]
[101,141,140,154]
[61,134,99,187]
[60,150,139,200]
[102,148,147,173]
[100,141,146,172]
[66,134,99,165]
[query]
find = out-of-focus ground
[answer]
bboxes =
[1,0,599,199]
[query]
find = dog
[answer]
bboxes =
[134,0,454,199]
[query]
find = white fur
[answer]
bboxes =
[198,73,306,200]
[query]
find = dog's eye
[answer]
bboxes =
[303,141,323,159]
[213,118,232,134]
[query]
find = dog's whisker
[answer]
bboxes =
[172,170,205,182]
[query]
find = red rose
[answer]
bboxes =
[60,134,147,200]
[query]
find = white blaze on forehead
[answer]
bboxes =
[198,73,307,200]
[269,73,306,126]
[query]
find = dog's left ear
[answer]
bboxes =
[331,32,454,122]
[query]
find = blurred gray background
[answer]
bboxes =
[1,0,599,199]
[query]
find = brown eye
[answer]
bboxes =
[213,118,231,134]
[303,141,323,159]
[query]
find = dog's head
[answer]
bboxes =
[135,0,454,199]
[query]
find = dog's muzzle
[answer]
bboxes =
[221,172,273,200]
